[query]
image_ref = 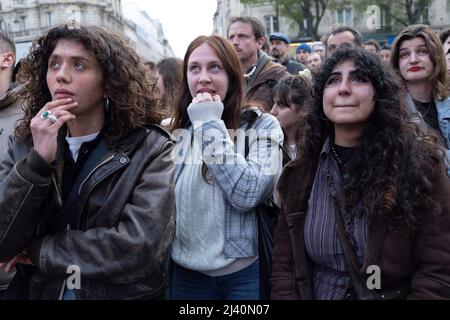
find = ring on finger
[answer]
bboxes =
[48,114,58,124]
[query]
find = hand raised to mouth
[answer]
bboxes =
[192,92,221,104]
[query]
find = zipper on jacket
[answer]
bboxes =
[77,153,122,229]
[57,224,71,300]
[57,279,67,300]
[52,173,63,207]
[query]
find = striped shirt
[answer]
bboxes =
[304,137,367,300]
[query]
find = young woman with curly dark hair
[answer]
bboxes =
[0,25,176,300]
[271,47,450,300]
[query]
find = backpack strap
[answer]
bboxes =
[244,111,291,164]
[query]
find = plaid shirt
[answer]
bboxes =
[173,107,283,258]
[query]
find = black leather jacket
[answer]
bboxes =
[0,125,176,299]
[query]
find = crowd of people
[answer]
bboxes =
[0,15,449,300]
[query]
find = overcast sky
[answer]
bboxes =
[122,0,217,58]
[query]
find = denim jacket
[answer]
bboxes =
[405,93,450,177]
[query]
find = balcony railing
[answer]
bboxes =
[8,27,51,40]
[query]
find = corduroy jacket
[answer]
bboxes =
[271,148,450,300]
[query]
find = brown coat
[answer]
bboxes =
[271,150,450,300]
[245,52,287,112]
[0,84,23,154]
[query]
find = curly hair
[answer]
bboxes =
[298,47,443,229]
[15,25,161,142]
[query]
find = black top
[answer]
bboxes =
[330,142,358,167]
[413,99,445,143]
[46,132,103,233]
[330,142,359,183]
[62,133,103,201]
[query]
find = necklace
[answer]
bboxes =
[244,64,257,78]
[422,102,433,117]
[413,99,433,118]
[330,141,344,166]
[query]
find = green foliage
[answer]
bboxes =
[241,0,331,40]
[352,0,431,27]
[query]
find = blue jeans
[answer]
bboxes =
[170,259,260,300]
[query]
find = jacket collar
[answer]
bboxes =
[245,51,272,89]
[55,126,150,162]
[0,83,21,110]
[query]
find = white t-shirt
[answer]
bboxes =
[65,132,100,162]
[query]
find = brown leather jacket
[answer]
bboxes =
[271,149,450,300]
[0,125,176,299]
[245,52,287,112]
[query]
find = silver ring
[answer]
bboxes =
[48,114,58,123]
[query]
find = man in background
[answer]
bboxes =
[295,43,311,66]
[228,17,287,111]
[325,25,363,57]
[270,32,304,75]
[312,42,326,60]
[307,52,322,74]
[0,31,21,297]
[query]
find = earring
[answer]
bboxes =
[104,98,110,113]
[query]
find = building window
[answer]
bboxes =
[419,6,429,24]
[46,12,52,26]
[381,8,392,31]
[264,15,279,34]
[20,16,26,31]
[13,0,26,5]
[336,8,352,27]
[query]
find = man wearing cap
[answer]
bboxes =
[296,43,311,66]
[228,17,287,112]
[270,32,304,75]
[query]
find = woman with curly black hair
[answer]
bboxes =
[0,25,176,300]
[271,47,450,300]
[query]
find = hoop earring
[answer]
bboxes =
[104,98,110,113]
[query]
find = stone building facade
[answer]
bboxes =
[0,0,173,62]
[213,0,450,44]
